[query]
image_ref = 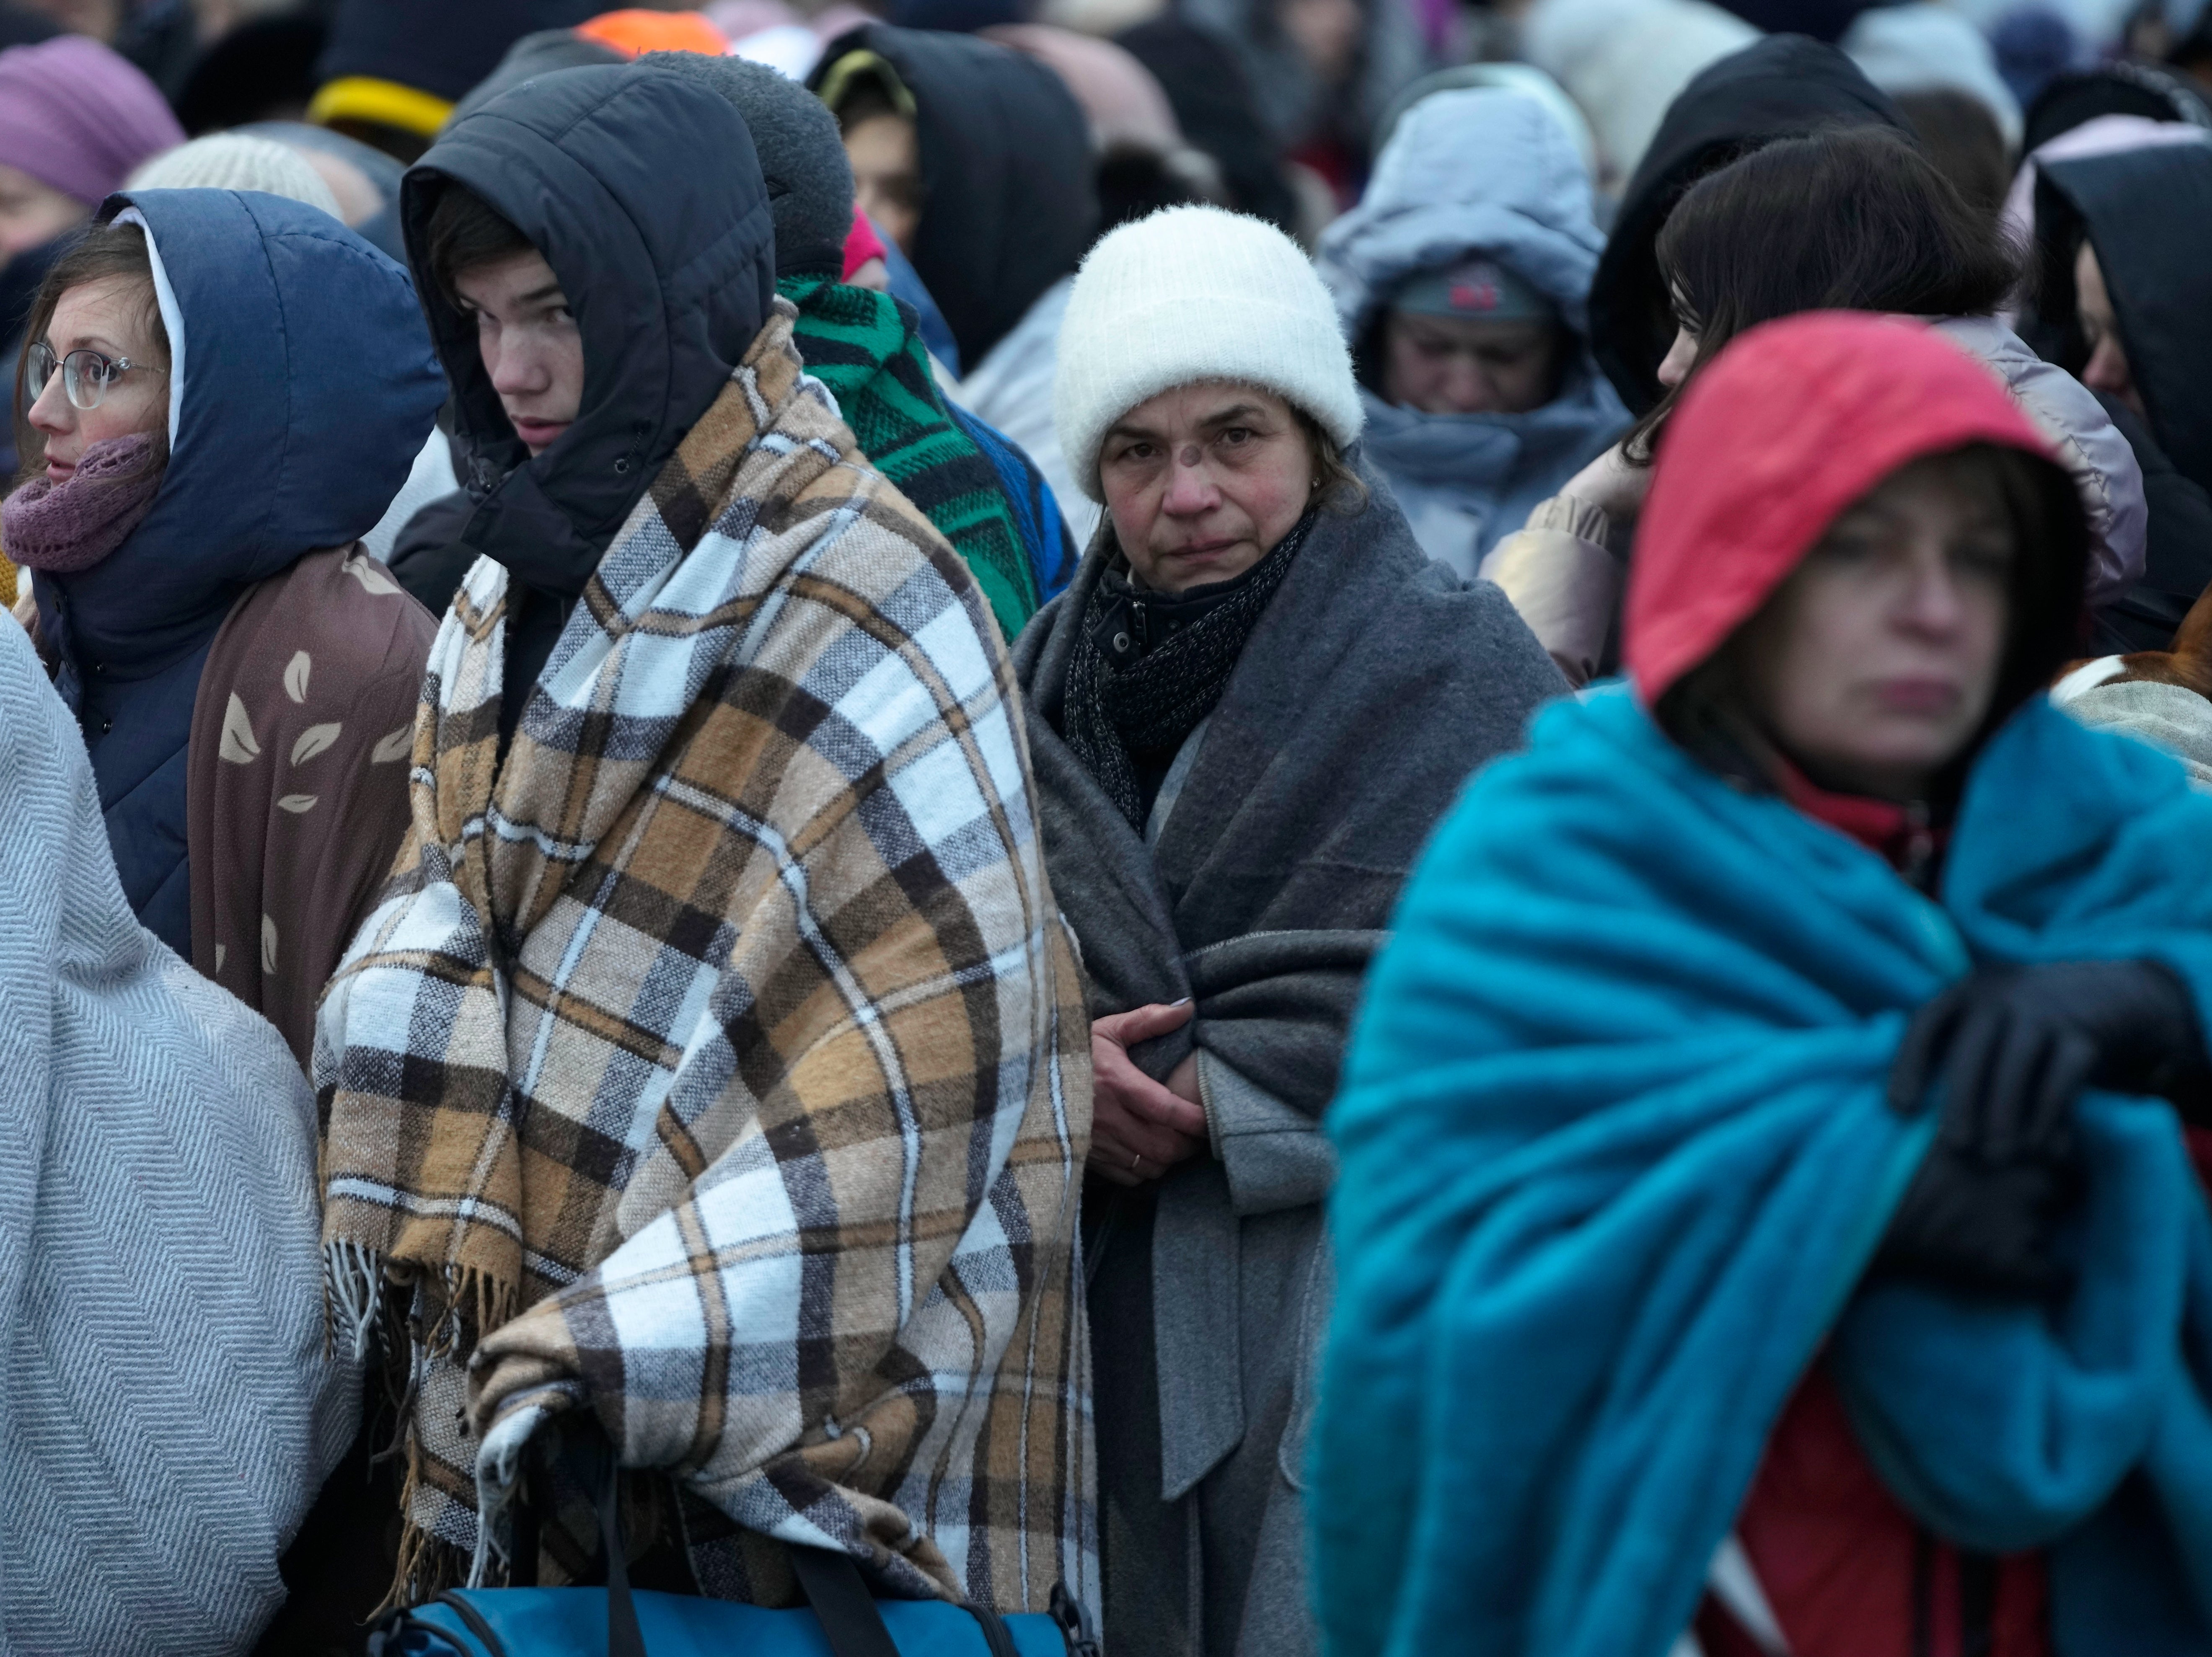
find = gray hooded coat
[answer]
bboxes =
[1317,89,1629,576]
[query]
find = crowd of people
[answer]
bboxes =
[6,0,2212,1653]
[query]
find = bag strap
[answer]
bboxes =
[569,1426,1065,1657]
[790,1547,906,1657]
[594,1445,649,1657]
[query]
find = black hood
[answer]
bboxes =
[1588,35,1905,414]
[1115,16,1298,232]
[2023,64,2212,155]
[812,23,1095,370]
[1702,0,1872,42]
[2034,143,2212,499]
[318,0,600,103]
[401,63,776,599]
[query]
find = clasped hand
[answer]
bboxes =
[1089,1000,1206,1187]
[1878,959,2209,1296]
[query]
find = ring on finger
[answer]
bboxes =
[1131,1150,1143,1174]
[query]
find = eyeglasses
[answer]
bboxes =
[25,341,161,412]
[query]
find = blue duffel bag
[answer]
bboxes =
[366,1439,1097,1657]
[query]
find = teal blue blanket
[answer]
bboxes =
[1314,686,2212,1657]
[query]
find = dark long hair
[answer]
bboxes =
[1627,127,2023,462]
[12,220,172,487]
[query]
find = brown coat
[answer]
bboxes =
[187,544,434,1066]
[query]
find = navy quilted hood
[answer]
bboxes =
[35,187,442,950]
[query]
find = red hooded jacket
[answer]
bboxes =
[1621,313,2078,1657]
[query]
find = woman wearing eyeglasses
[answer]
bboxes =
[3,188,444,1067]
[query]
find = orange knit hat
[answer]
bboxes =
[575,9,730,57]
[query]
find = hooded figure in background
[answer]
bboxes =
[812,24,1099,528]
[0,613,353,1657]
[1177,0,1426,195]
[2022,59,2212,155]
[2033,142,2212,653]
[321,60,1093,1615]
[1589,34,1907,414]
[6,188,442,1066]
[1319,88,1628,577]
[1115,15,1301,230]
[310,0,604,159]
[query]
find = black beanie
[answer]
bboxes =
[640,50,856,279]
[317,0,601,104]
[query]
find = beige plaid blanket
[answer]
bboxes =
[315,305,1094,1616]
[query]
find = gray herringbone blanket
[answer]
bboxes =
[0,617,355,1653]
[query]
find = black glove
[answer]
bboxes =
[1888,959,2212,1152]
[1873,959,2211,1297]
[1873,1145,2076,1298]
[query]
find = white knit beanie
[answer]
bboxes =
[1053,204,1363,503]
[126,134,343,218]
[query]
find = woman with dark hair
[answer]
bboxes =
[1483,124,2145,683]
[1315,311,2212,1657]
[1586,34,1907,416]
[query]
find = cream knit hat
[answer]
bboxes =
[1053,204,1363,502]
[126,134,343,218]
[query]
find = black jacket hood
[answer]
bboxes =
[2034,143,2212,500]
[812,23,1095,370]
[319,0,600,103]
[402,63,776,599]
[1588,35,1905,414]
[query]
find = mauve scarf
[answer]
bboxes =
[2,434,164,573]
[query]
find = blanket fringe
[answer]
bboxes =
[375,1426,483,1617]
[323,1238,383,1364]
[425,1261,518,1357]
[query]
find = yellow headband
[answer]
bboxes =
[814,50,916,121]
[308,76,455,139]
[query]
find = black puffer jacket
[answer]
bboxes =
[1587,35,1905,414]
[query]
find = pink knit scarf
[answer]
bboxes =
[2,434,165,574]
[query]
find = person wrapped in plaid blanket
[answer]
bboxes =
[313,61,1095,1620]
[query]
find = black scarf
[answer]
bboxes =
[1061,513,1314,826]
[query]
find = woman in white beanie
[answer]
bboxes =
[1010,203,1565,1657]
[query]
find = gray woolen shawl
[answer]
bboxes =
[1010,464,1564,1655]
[0,618,354,1654]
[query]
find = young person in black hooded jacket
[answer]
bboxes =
[312,55,1094,1623]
